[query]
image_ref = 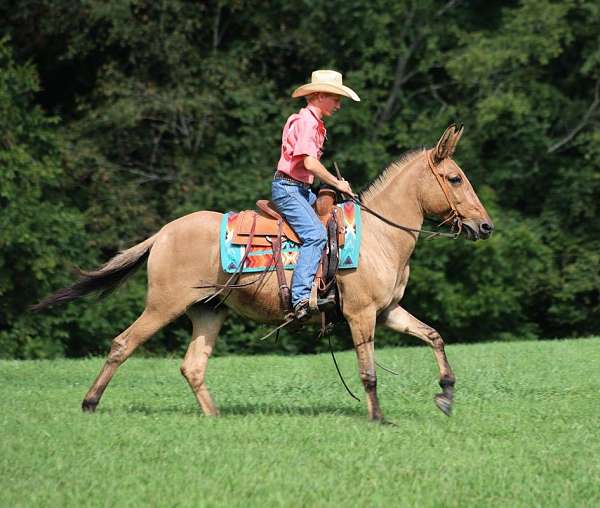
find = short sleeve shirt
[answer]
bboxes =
[276,105,326,184]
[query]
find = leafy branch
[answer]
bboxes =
[547,77,600,154]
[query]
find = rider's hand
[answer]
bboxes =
[336,178,354,197]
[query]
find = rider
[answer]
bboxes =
[271,70,360,320]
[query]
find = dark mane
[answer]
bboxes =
[360,149,422,202]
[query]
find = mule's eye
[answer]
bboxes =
[448,175,462,185]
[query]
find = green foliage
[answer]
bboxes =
[0,1,598,357]
[0,39,89,358]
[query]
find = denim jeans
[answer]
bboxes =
[271,179,327,306]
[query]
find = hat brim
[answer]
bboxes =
[292,83,360,102]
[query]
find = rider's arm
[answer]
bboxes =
[304,156,354,196]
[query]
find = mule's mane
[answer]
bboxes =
[360,149,422,203]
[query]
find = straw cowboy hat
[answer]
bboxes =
[292,70,361,102]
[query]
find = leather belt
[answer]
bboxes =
[273,171,310,189]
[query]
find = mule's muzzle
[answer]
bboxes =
[462,219,494,241]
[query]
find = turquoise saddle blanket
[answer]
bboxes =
[220,201,361,274]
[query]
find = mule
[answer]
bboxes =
[34,125,493,421]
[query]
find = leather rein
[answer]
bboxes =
[349,149,462,239]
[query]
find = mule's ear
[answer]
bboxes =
[447,124,464,157]
[433,124,457,163]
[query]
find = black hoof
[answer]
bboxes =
[369,413,385,423]
[434,393,453,416]
[82,399,98,412]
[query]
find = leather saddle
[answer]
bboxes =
[231,192,345,248]
[229,187,345,313]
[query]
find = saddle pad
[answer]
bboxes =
[220,201,361,273]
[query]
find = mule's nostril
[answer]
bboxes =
[479,222,494,238]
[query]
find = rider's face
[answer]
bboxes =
[317,93,342,117]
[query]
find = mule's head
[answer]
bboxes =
[419,125,494,240]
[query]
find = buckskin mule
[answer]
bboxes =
[33,125,493,422]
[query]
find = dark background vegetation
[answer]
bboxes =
[1,0,598,358]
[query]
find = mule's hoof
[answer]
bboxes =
[81,399,98,413]
[368,412,385,423]
[434,393,452,416]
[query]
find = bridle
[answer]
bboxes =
[350,149,463,239]
[425,149,463,235]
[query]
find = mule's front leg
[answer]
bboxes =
[382,305,455,416]
[347,311,383,422]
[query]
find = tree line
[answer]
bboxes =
[1,0,598,358]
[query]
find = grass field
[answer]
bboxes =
[1,338,599,507]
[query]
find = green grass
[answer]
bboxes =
[1,338,600,507]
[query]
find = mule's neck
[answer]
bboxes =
[360,153,426,268]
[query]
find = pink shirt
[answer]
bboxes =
[276,104,326,184]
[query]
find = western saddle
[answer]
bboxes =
[230,187,345,313]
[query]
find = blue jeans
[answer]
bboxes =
[271,179,327,306]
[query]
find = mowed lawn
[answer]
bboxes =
[1,338,599,508]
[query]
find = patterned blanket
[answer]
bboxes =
[220,201,361,273]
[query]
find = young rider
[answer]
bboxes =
[271,70,360,320]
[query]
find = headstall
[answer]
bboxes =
[425,149,463,235]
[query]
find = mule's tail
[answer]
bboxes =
[31,233,159,312]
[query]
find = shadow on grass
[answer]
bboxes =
[115,402,428,425]
[220,403,364,417]
[116,402,365,418]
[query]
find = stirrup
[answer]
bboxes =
[293,299,311,321]
[317,292,337,312]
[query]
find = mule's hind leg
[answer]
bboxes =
[382,305,455,415]
[82,307,178,412]
[181,304,227,416]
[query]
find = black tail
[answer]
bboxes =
[31,233,158,312]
